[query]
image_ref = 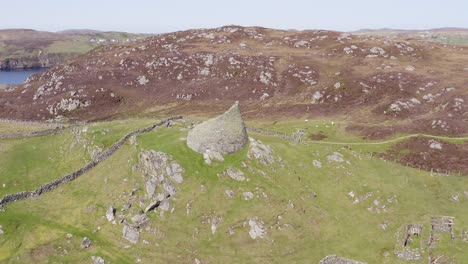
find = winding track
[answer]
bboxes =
[0,116,182,208]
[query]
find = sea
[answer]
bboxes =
[0,68,47,85]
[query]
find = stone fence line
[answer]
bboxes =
[246,127,300,142]
[0,118,63,128]
[0,116,182,209]
[0,127,65,139]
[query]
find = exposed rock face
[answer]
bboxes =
[187,102,248,155]
[138,150,184,214]
[247,137,275,165]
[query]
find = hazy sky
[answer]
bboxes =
[2,0,468,33]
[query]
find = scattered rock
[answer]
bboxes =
[166,161,184,183]
[429,140,442,150]
[243,192,254,200]
[248,218,266,239]
[311,91,324,104]
[122,202,132,211]
[105,206,116,222]
[370,47,386,55]
[186,200,192,215]
[225,167,246,181]
[91,256,106,264]
[145,200,160,213]
[203,149,224,165]
[327,152,345,163]
[159,199,170,211]
[81,237,91,249]
[137,75,149,85]
[122,225,140,244]
[211,216,222,234]
[405,66,415,71]
[312,160,322,168]
[187,101,248,155]
[131,213,150,228]
[225,189,235,198]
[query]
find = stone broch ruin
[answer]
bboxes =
[187,101,248,157]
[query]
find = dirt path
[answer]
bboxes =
[247,127,468,146]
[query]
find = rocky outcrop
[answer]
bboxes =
[247,137,275,165]
[122,225,140,244]
[187,102,248,156]
[138,150,185,213]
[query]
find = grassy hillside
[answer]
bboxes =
[0,118,466,263]
[0,29,149,70]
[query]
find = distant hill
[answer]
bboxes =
[0,29,151,70]
[354,28,468,45]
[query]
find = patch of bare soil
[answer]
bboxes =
[309,132,328,140]
[382,136,468,175]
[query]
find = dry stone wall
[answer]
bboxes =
[0,116,182,208]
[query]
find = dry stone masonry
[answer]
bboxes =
[0,116,182,209]
[187,102,248,160]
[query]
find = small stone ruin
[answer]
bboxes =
[431,216,454,233]
[404,224,423,247]
[430,216,455,246]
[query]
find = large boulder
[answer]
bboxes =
[187,102,248,155]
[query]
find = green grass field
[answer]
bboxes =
[0,118,466,263]
[0,123,51,135]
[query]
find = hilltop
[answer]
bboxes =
[1,25,467,139]
[0,29,149,70]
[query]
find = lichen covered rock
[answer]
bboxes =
[187,102,248,155]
